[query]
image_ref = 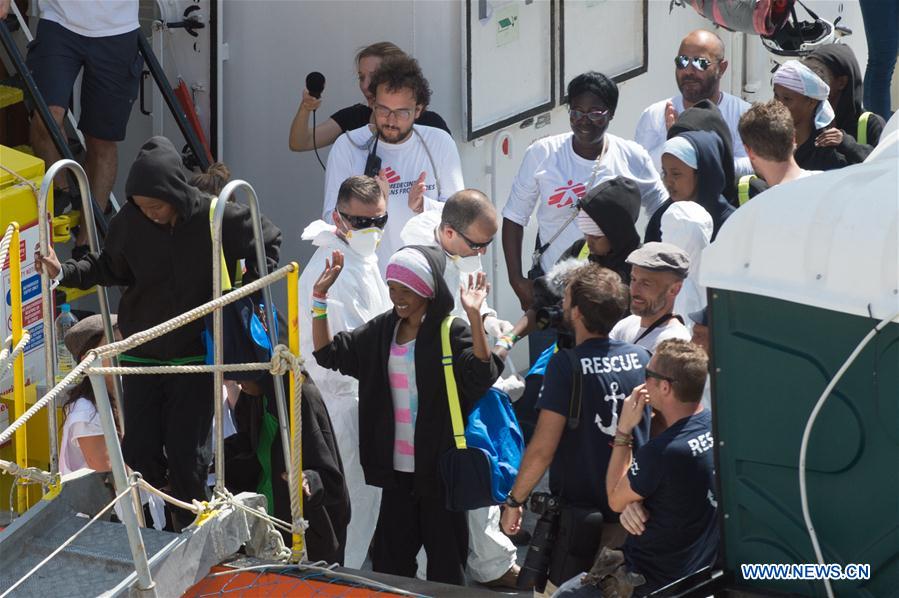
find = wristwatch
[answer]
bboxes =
[505,491,526,508]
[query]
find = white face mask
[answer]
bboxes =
[450,253,482,274]
[345,227,383,257]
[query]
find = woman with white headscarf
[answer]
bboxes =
[772,60,851,171]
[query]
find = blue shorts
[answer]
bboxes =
[26,19,142,142]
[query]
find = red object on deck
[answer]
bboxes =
[183,566,407,597]
[173,79,214,166]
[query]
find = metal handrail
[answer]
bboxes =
[89,376,157,596]
[36,160,124,476]
[212,180,296,536]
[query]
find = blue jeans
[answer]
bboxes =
[859,0,899,120]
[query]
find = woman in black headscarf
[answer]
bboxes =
[806,44,886,163]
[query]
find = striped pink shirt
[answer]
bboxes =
[388,332,418,472]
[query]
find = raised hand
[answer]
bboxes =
[664,101,679,130]
[312,250,344,296]
[407,171,428,214]
[460,271,490,316]
[815,127,844,147]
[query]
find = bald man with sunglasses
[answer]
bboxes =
[635,29,753,176]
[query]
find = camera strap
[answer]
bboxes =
[562,348,582,430]
[634,313,684,346]
[530,139,607,271]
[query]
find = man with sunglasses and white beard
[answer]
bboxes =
[635,30,753,176]
[298,175,393,568]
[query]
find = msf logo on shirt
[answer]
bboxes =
[548,180,586,208]
[382,165,436,197]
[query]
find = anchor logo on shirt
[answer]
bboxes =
[383,166,402,184]
[548,180,586,208]
[595,381,626,436]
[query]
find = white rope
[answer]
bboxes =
[283,345,307,562]
[0,224,18,277]
[0,459,52,485]
[0,481,137,598]
[0,166,38,197]
[0,263,296,448]
[89,264,296,361]
[0,331,31,375]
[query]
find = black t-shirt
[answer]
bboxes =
[536,338,651,520]
[330,103,452,135]
[624,409,719,594]
[794,129,850,171]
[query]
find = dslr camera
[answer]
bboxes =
[517,492,562,592]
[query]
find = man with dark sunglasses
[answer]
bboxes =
[401,188,521,588]
[298,174,393,568]
[635,29,753,177]
[597,339,716,597]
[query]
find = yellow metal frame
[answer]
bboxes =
[287,262,305,559]
[9,223,28,513]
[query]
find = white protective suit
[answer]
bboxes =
[660,201,713,321]
[298,220,392,568]
[400,208,519,583]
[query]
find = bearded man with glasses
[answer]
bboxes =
[635,29,753,176]
[322,54,464,276]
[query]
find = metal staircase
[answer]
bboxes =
[0,470,275,597]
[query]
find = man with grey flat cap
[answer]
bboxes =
[610,242,691,353]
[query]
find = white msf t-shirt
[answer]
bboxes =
[323,124,464,274]
[609,314,692,354]
[502,132,666,272]
[39,0,139,37]
[634,92,753,177]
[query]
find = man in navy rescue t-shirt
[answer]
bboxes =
[501,263,651,594]
[601,338,718,596]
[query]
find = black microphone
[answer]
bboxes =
[306,71,325,99]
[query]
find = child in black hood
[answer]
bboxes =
[805,44,886,163]
[311,245,501,585]
[647,130,732,243]
[559,176,642,284]
[36,136,282,528]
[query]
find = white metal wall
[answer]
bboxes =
[103,0,871,326]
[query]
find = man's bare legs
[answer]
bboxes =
[29,105,67,189]
[30,108,118,245]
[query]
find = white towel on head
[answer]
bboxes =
[662,135,698,169]
[773,60,835,130]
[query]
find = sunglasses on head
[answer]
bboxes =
[568,108,610,124]
[339,211,389,230]
[456,228,493,250]
[674,55,719,71]
[645,368,676,383]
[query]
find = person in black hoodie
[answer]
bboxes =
[36,136,281,528]
[805,44,886,162]
[666,98,739,206]
[225,372,350,564]
[559,176,642,284]
[646,130,732,243]
[311,245,501,585]
[772,60,851,172]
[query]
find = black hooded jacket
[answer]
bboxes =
[559,176,641,283]
[312,245,502,498]
[646,130,733,243]
[808,44,885,163]
[668,99,738,206]
[60,137,281,359]
[226,373,350,564]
